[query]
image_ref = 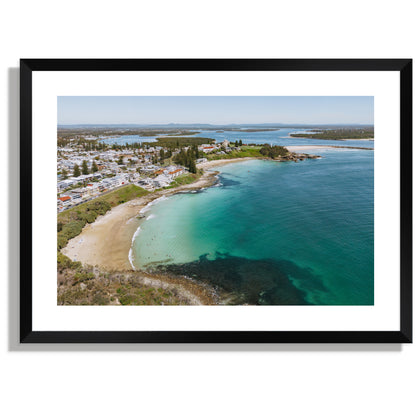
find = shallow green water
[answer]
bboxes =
[131,149,374,305]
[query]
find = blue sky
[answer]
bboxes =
[58,96,374,125]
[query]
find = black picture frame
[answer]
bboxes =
[20,59,412,343]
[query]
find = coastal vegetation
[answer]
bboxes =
[57,128,322,306]
[290,127,374,140]
[58,128,199,139]
[207,145,263,160]
[57,252,214,305]
[207,144,290,161]
[259,144,290,158]
[166,172,203,188]
[58,184,149,249]
[146,136,215,148]
[173,144,200,173]
[67,135,217,155]
[57,174,219,306]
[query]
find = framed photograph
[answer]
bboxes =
[20,59,412,343]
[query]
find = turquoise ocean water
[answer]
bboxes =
[128,130,373,305]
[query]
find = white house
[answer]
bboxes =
[167,168,184,179]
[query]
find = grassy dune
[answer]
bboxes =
[207,146,263,160]
[58,184,149,249]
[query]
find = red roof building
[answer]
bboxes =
[169,169,183,175]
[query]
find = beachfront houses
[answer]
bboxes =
[200,145,217,153]
[57,172,134,212]
[136,178,154,191]
[135,165,186,191]
[57,130,211,211]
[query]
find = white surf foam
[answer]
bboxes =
[128,226,142,270]
[139,195,169,214]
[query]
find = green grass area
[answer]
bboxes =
[57,184,149,249]
[165,172,202,188]
[59,185,148,222]
[115,285,178,305]
[206,146,263,160]
[98,184,149,205]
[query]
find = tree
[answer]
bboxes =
[73,164,81,177]
[188,157,197,174]
[160,149,165,160]
[173,148,187,166]
[186,148,193,166]
[61,168,68,179]
[260,144,288,159]
[82,160,89,175]
[117,155,124,165]
[92,161,98,172]
[192,144,200,159]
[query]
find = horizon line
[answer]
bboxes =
[58,122,374,127]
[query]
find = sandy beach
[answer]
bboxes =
[62,158,260,272]
[62,168,230,271]
[63,153,351,271]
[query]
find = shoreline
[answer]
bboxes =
[61,161,255,305]
[61,154,328,304]
[287,135,374,142]
[286,145,374,152]
[62,155,313,272]
[62,169,221,271]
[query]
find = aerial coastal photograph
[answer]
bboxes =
[57,96,374,306]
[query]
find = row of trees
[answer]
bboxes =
[173,146,198,173]
[57,137,109,151]
[159,148,173,161]
[259,144,289,159]
[234,139,243,146]
[70,160,99,177]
